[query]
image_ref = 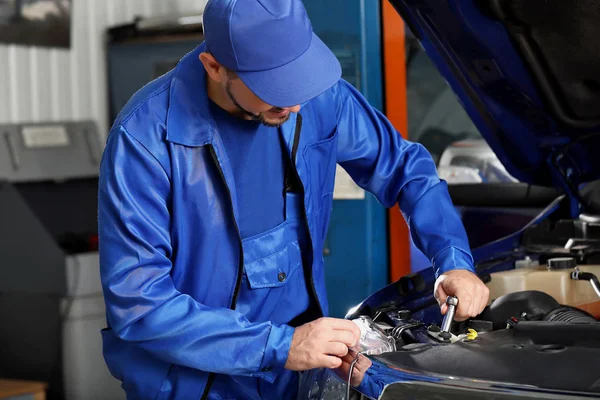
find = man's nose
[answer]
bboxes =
[286,105,301,113]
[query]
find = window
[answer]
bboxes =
[405,29,516,184]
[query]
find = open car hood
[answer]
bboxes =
[389,0,600,212]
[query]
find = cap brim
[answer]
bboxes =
[236,33,342,107]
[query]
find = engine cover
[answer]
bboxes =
[375,321,600,393]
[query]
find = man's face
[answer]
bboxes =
[224,73,301,127]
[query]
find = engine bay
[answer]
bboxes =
[346,210,600,395]
[484,212,600,320]
[353,241,600,394]
[357,288,600,394]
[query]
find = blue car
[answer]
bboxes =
[299,0,600,398]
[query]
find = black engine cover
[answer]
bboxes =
[376,321,600,393]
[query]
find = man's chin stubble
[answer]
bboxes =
[260,113,291,127]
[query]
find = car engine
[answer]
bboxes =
[353,285,600,394]
[338,211,600,395]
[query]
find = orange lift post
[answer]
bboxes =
[382,1,411,282]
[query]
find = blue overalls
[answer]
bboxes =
[217,194,311,399]
[98,42,476,400]
[210,120,317,399]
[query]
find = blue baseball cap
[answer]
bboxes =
[203,0,342,107]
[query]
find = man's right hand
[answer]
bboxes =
[284,317,361,371]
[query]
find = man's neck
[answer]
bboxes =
[206,74,249,120]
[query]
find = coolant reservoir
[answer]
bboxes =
[486,258,600,318]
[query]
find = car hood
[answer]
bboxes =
[389,0,600,211]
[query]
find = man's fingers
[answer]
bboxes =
[341,353,355,364]
[436,270,491,322]
[337,362,350,378]
[440,303,448,315]
[458,291,471,319]
[351,359,367,386]
[438,290,449,315]
[321,318,361,341]
[321,355,343,369]
[468,285,485,318]
[456,287,485,320]
[355,355,372,372]
[434,275,447,298]
[324,317,356,331]
[479,286,490,313]
[456,294,472,320]
[471,288,483,317]
[335,354,371,387]
[338,360,366,386]
[467,297,477,320]
[476,286,489,314]
[339,355,350,364]
[435,283,448,309]
[328,329,359,348]
[340,353,372,371]
[324,342,349,357]
[338,320,361,341]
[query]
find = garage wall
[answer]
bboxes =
[0,0,207,141]
[177,0,208,14]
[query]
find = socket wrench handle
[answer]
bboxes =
[440,296,458,333]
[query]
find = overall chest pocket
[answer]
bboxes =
[243,239,302,289]
[237,220,306,323]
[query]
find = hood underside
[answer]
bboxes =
[390,0,600,201]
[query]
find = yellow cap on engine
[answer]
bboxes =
[467,329,478,340]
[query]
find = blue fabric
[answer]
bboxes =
[206,101,315,398]
[356,362,386,398]
[98,42,475,400]
[214,192,313,399]
[203,0,341,107]
[207,99,285,238]
[237,192,311,326]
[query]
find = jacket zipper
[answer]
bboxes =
[290,114,324,318]
[201,145,245,400]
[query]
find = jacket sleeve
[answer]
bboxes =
[98,126,293,383]
[333,80,475,278]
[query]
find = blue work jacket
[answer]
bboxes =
[98,42,475,400]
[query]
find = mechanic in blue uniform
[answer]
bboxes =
[97,0,490,399]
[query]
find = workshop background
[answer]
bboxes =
[0,1,502,399]
[0,0,206,140]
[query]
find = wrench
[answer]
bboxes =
[440,296,458,337]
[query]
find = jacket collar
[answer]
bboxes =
[166,42,217,147]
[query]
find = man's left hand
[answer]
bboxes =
[334,349,372,387]
[434,269,490,321]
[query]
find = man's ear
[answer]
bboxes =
[199,52,225,83]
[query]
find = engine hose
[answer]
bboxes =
[543,306,597,323]
[571,269,600,299]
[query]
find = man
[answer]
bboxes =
[97,0,490,399]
